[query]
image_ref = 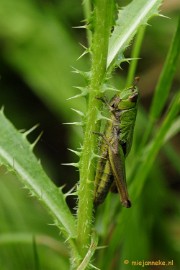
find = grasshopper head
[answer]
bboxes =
[110,77,139,110]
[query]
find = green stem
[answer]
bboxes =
[76,0,114,259]
[126,25,146,87]
[150,17,180,122]
[141,17,180,148]
[82,0,92,46]
[131,92,180,200]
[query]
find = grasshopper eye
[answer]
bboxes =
[129,93,138,103]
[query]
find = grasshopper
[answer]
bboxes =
[94,78,139,208]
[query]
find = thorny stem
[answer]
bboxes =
[76,0,114,261]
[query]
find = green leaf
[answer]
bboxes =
[107,0,162,68]
[138,17,180,148]
[150,17,180,121]
[0,110,76,239]
[131,92,180,199]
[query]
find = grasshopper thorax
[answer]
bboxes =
[110,81,139,111]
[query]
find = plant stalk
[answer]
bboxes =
[76,0,114,260]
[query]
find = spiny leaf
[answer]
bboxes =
[107,0,163,68]
[0,111,77,238]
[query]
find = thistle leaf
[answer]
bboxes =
[107,0,163,68]
[0,111,76,238]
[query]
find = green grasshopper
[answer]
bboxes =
[94,78,139,208]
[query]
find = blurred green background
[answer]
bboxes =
[0,0,180,269]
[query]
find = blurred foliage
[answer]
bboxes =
[0,0,180,269]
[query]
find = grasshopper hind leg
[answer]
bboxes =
[110,182,131,208]
[94,160,114,207]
